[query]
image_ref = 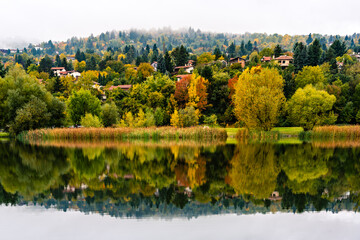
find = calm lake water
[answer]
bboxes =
[1,139,360,239]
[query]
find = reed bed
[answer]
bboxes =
[18,126,227,142]
[236,129,280,142]
[308,125,360,140]
[21,138,226,149]
[311,140,360,149]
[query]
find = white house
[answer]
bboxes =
[51,67,66,76]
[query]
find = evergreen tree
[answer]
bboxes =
[0,62,6,78]
[239,41,246,56]
[164,51,173,73]
[61,58,68,70]
[307,39,322,66]
[38,55,53,73]
[55,55,61,67]
[330,40,346,57]
[157,54,166,74]
[172,45,188,66]
[274,44,282,58]
[86,56,97,70]
[213,47,222,60]
[306,33,313,45]
[293,42,308,72]
[245,40,253,53]
[227,42,236,58]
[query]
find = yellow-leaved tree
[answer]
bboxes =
[233,66,285,131]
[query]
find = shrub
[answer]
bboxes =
[80,113,103,128]
[179,106,199,127]
[154,107,165,126]
[203,114,218,126]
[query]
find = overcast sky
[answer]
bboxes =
[1,0,360,48]
[1,206,360,240]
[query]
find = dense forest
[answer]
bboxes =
[1,28,360,133]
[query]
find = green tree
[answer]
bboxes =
[80,113,103,127]
[38,55,53,73]
[307,39,322,66]
[287,85,337,130]
[179,106,199,127]
[101,102,118,127]
[0,65,65,134]
[274,44,282,58]
[154,107,165,126]
[295,66,326,89]
[67,89,101,125]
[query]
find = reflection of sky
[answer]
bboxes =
[0,206,359,240]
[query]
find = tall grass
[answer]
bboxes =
[20,139,226,149]
[308,125,360,140]
[18,126,227,142]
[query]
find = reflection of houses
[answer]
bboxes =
[261,56,272,63]
[336,191,350,201]
[274,55,293,68]
[229,57,246,68]
[268,191,282,201]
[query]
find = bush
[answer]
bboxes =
[179,106,199,127]
[203,114,218,126]
[154,107,164,126]
[80,113,103,128]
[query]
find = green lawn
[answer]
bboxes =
[221,127,303,138]
[271,127,303,136]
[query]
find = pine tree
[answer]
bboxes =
[240,41,246,56]
[55,54,61,67]
[227,42,236,58]
[306,33,313,45]
[213,47,222,60]
[157,54,166,74]
[164,51,173,73]
[245,40,253,52]
[307,39,322,66]
[274,45,282,58]
[293,42,308,72]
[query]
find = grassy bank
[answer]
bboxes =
[304,125,360,140]
[18,127,227,142]
[222,127,303,138]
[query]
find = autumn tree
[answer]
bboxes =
[233,66,285,131]
[287,85,337,130]
[137,63,154,82]
[197,52,215,64]
[295,66,326,89]
[174,76,191,109]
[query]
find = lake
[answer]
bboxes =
[0,139,360,239]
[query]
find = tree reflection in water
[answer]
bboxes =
[0,139,360,217]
